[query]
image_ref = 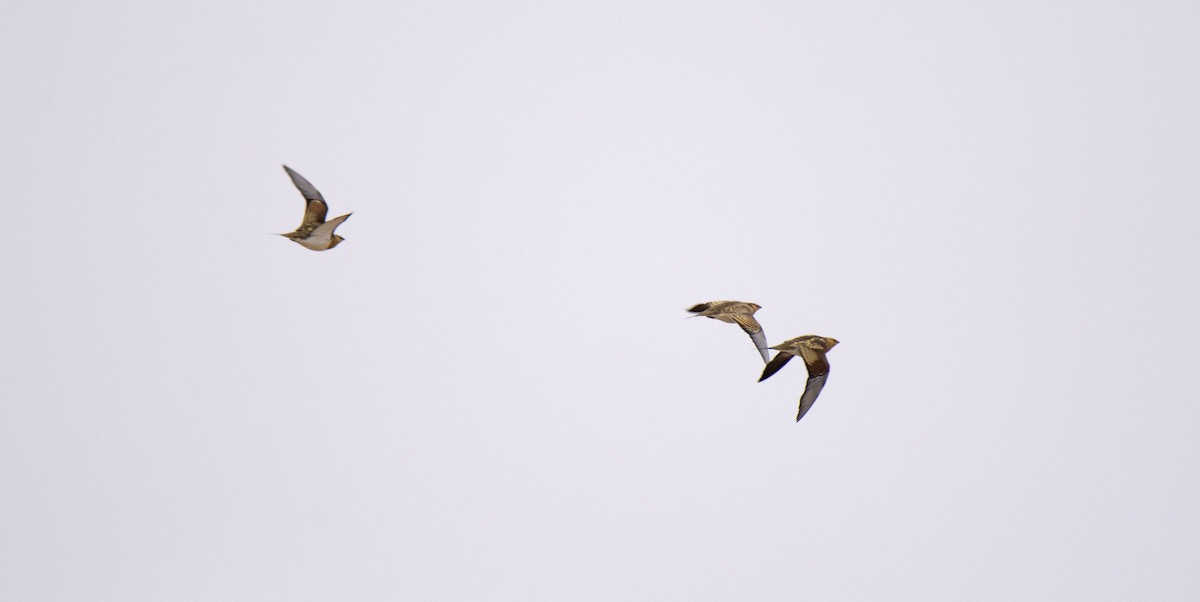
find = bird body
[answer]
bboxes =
[281,214,351,250]
[758,335,840,422]
[687,300,770,363]
[278,165,352,251]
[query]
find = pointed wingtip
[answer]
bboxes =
[749,330,771,364]
[757,362,774,382]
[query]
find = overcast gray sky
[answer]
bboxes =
[3,0,1199,599]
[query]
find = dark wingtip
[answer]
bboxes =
[758,352,790,382]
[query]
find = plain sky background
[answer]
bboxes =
[3,0,1199,599]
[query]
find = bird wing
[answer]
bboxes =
[687,300,744,314]
[308,213,351,240]
[794,346,832,422]
[299,199,330,232]
[798,345,830,376]
[283,165,325,203]
[748,330,770,363]
[795,372,829,422]
[758,351,793,382]
[283,166,329,230]
[730,314,769,363]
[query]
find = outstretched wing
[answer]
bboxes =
[795,346,832,422]
[758,351,793,382]
[283,165,325,202]
[308,213,351,240]
[795,372,828,422]
[283,165,329,230]
[730,314,769,363]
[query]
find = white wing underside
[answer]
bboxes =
[295,214,351,251]
[749,330,770,363]
[311,214,351,238]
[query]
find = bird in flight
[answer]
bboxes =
[758,335,840,422]
[687,300,770,363]
[278,165,352,251]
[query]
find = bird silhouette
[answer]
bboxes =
[687,300,770,363]
[758,335,840,422]
[277,165,352,251]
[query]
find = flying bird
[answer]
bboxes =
[687,300,770,363]
[758,335,840,422]
[278,165,352,251]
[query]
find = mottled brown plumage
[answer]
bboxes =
[687,300,770,363]
[278,165,352,251]
[758,335,840,422]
